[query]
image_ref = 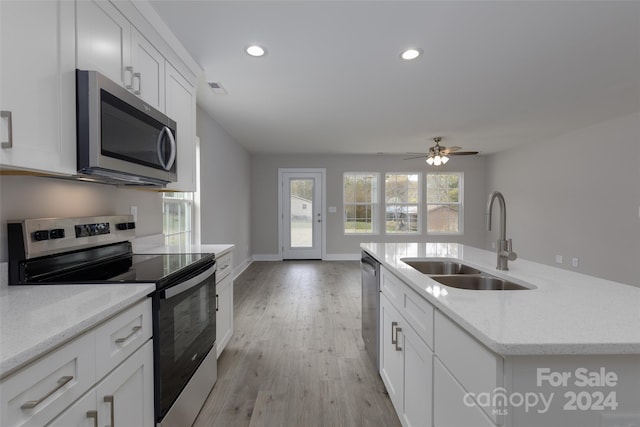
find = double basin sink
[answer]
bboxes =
[402,260,533,291]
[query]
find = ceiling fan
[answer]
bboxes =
[404,137,479,165]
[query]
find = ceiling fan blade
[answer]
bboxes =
[448,151,479,156]
[403,154,427,160]
[442,146,462,154]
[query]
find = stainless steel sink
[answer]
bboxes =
[402,260,481,275]
[430,274,532,291]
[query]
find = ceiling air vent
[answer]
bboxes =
[207,82,227,95]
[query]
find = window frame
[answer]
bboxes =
[425,171,464,235]
[162,191,194,246]
[343,172,380,235]
[384,172,422,235]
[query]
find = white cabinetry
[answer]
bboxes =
[164,62,196,191]
[0,0,76,174]
[216,250,234,357]
[0,299,154,427]
[379,267,433,427]
[131,28,165,111]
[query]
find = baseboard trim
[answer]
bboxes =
[323,253,360,261]
[252,254,283,261]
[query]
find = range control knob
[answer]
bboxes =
[33,230,50,241]
[49,229,65,239]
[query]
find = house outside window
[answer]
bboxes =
[344,173,379,234]
[163,192,194,246]
[385,173,420,234]
[426,172,463,234]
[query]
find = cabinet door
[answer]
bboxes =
[131,28,165,111]
[0,0,75,174]
[216,274,234,357]
[403,324,433,427]
[379,294,404,413]
[164,63,196,191]
[76,0,131,87]
[96,340,154,427]
[45,389,97,427]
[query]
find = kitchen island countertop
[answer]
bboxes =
[362,242,640,356]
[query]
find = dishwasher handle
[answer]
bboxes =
[360,257,378,277]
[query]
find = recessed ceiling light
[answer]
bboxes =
[401,48,422,60]
[246,45,266,57]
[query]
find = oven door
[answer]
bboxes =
[153,262,216,421]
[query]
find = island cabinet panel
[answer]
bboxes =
[434,310,503,424]
[433,357,497,427]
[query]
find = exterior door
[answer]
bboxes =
[281,170,323,259]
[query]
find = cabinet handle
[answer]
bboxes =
[216,294,219,312]
[124,66,134,90]
[115,325,141,344]
[20,375,73,409]
[133,72,141,95]
[86,410,98,427]
[220,264,229,271]
[394,328,403,352]
[104,395,115,427]
[1,111,13,148]
[391,321,398,345]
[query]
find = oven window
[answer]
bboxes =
[173,285,209,361]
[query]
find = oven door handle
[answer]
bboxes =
[161,265,216,300]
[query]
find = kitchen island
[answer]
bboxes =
[362,242,640,427]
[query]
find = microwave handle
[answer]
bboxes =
[161,265,216,300]
[156,126,177,171]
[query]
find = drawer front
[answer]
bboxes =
[1,332,96,427]
[216,251,232,282]
[95,298,152,381]
[435,310,502,424]
[434,357,496,427]
[402,285,434,349]
[380,266,403,309]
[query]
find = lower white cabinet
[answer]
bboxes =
[380,293,433,427]
[47,340,154,427]
[215,250,234,358]
[0,299,154,427]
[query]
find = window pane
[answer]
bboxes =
[385,173,420,234]
[386,204,418,233]
[427,204,459,233]
[426,174,459,203]
[290,179,313,248]
[344,173,378,234]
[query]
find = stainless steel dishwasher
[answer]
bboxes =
[361,250,381,371]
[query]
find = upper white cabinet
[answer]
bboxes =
[165,62,196,191]
[0,0,76,174]
[76,0,165,112]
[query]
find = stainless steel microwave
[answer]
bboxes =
[76,69,177,186]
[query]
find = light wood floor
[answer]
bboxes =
[193,261,401,427]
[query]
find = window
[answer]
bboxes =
[163,192,194,246]
[385,173,420,234]
[426,172,463,234]
[344,173,378,234]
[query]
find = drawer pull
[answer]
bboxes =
[391,321,398,345]
[1,111,12,148]
[395,328,403,352]
[86,410,98,427]
[20,375,73,409]
[104,395,115,427]
[115,326,141,344]
[216,294,219,312]
[220,264,229,271]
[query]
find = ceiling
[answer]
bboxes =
[149,1,640,156]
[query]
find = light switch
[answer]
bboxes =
[328,206,337,213]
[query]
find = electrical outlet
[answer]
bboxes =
[491,242,496,249]
[328,206,337,213]
[572,257,579,268]
[555,255,563,264]
[130,205,138,222]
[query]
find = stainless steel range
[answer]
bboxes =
[7,215,217,427]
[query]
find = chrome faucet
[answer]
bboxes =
[486,191,517,270]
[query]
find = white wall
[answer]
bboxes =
[0,175,162,261]
[197,107,252,270]
[485,112,640,286]
[251,153,488,258]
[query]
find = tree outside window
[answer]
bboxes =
[385,173,420,234]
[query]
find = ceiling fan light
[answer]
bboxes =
[433,156,442,166]
[426,157,434,165]
[441,155,449,164]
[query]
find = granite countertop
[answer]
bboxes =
[0,283,155,378]
[361,242,640,356]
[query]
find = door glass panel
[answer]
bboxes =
[290,178,313,248]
